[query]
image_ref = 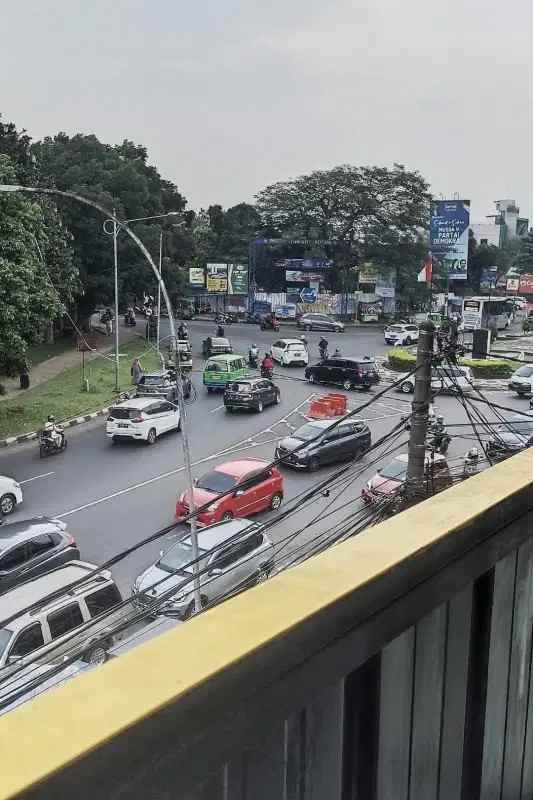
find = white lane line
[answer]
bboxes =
[19,472,55,485]
[56,395,314,519]
[210,405,225,413]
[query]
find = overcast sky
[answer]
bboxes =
[1,0,532,223]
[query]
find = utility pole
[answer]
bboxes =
[406,320,435,499]
[112,208,120,391]
[157,230,162,355]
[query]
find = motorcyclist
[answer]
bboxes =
[431,414,445,436]
[261,353,274,376]
[216,323,225,338]
[43,415,64,449]
[248,344,259,365]
[333,346,342,358]
[299,335,308,348]
[178,322,188,340]
[318,337,329,359]
[463,446,480,476]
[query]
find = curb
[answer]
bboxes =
[0,406,110,449]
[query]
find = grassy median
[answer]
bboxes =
[0,340,161,440]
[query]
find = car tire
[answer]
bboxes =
[177,416,182,432]
[256,400,264,413]
[308,456,320,472]
[146,428,157,446]
[308,373,316,384]
[270,492,282,511]
[111,436,118,445]
[405,337,412,345]
[226,406,234,413]
[275,392,281,404]
[39,444,47,459]
[221,511,233,522]
[401,382,413,394]
[207,387,213,394]
[83,644,108,666]
[343,379,352,391]
[256,562,273,583]
[0,494,16,515]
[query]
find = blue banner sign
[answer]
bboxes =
[430,200,470,280]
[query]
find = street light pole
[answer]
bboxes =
[157,230,162,354]
[113,208,120,391]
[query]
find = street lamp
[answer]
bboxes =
[102,210,182,390]
[0,185,202,614]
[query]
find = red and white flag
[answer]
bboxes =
[417,255,433,284]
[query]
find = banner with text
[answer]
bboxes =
[189,267,205,286]
[430,199,470,280]
[206,263,228,293]
[227,263,248,295]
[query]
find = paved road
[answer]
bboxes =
[0,323,529,599]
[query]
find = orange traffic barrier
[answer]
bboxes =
[324,393,348,415]
[308,398,333,419]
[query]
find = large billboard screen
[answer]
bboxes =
[430,200,470,280]
[275,258,332,270]
[285,270,324,284]
[206,263,228,293]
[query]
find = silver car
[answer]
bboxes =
[132,519,275,619]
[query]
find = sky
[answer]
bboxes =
[1,0,532,223]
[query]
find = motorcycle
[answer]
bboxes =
[318,347,329,361]
[248,352,259,368]
[427,430,451,455]
[39,429,67,458]
[261,364,274,379]
[124,311,137,327]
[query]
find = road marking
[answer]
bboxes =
[210,405,225,413]
[19,472,55,485]
[56,395,314,519]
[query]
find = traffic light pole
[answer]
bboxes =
[406,321,435,498]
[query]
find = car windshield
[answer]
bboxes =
[0,629,12,661]
[196,470,239,493]
[379,460,407,481]
[109,407,140,420]
[355,362,376,372]
[141,375,165,385]
[388,326,404,332]
[206,361,227,373]
[293,423,323,442]
[515,366,533,378]
[158,541,206,574]
[287,343,303,350]
[230,382,253,393]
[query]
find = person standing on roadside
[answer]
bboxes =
[131,357,143,385]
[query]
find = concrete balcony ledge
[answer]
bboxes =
[2,451,533,799]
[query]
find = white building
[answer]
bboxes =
[471,199,529,247]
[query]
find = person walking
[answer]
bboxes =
[131,357,143,385]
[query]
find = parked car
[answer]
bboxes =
[202,337,233,358]
[224,378,280,413]
[132,518,275,619]
[0,561,125,677]
[270,339,309,367]
[106,397,181,445]
[362,453,451,503]
[0,517,79,595]
[0,476,23,516]
[135,371,178,402]
[203,354,248,392]
[384,324,419,346]
[275,418,371,471]
[176,458,284,526]
[305,357,379,391]
[486,418,533,460]
[509,364,533,397]
[297,313,344,333]
[398,365,475,394]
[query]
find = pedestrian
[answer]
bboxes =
[131,357,143,385]
[19,363,30,390]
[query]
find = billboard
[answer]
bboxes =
[227,263,248,295]
[430,200,470,280]
[206,263,228,293]
[285,270,324,284]
[519,274,533,294]
[463,299,482,329]
[275,258,332,270]
[479,265,498,293]
[507,277,520,292]
[189,267,205,286]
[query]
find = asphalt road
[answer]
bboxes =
[0,322,530,600]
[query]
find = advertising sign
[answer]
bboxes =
[463,299,483,329]
[300,287,318,303]
[189,267,205,286]
[206,263,228,293]
[275,258,332,270]
[507,277,520,292]
[479,265,498,293]
[430,200,470,280]
[519,274,533,294]
[285,270,324,284]
[358,263,379,284]
[227,263,248,295]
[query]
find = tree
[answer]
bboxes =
[514,231,533,274]
[0,156,62,374]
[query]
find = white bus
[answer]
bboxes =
[462,297,513,331]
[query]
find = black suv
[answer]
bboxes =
[224,378,280,413]
[305,358,379,391]
[276,419,371,471]
[0,517,79,595]
[136,371,181,402]
[202,337,233,358]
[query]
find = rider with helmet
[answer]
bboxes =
[44,415,64,449]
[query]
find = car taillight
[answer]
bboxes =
[67,534,76,546]
[132,414,145,423]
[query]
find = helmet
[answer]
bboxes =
[468,447,479,458]
[436,415,444,424]
[47,414,55,423]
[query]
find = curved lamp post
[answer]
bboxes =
[0,185,202,613]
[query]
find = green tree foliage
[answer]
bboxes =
[0,156,62,373]
[514,230,533,274]
[31,134,188,314]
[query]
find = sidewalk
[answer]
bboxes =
[0,324,140,402]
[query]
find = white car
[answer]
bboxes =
[509,364,533,397]
[384,324,419,346]
[106,397,181,445]
[270,338,309,367]
[399,365,475,394]
[0,477,23,516]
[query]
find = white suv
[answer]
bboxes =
[0,476,23,516]
[270,339,309,367]
[106,397,181,445]
[384,324,419,346]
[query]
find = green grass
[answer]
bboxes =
[0,340,161,439]
[25,337,78,368]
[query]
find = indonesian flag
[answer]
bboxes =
[418,255,433,284]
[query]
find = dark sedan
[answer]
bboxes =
[0,517,79,595]
[305,357,380,391]
[275,418,371,471]
[202,337,233,358]
[486,418,533,460]
[224,378,280,413]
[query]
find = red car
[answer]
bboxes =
[176,458,284,526]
